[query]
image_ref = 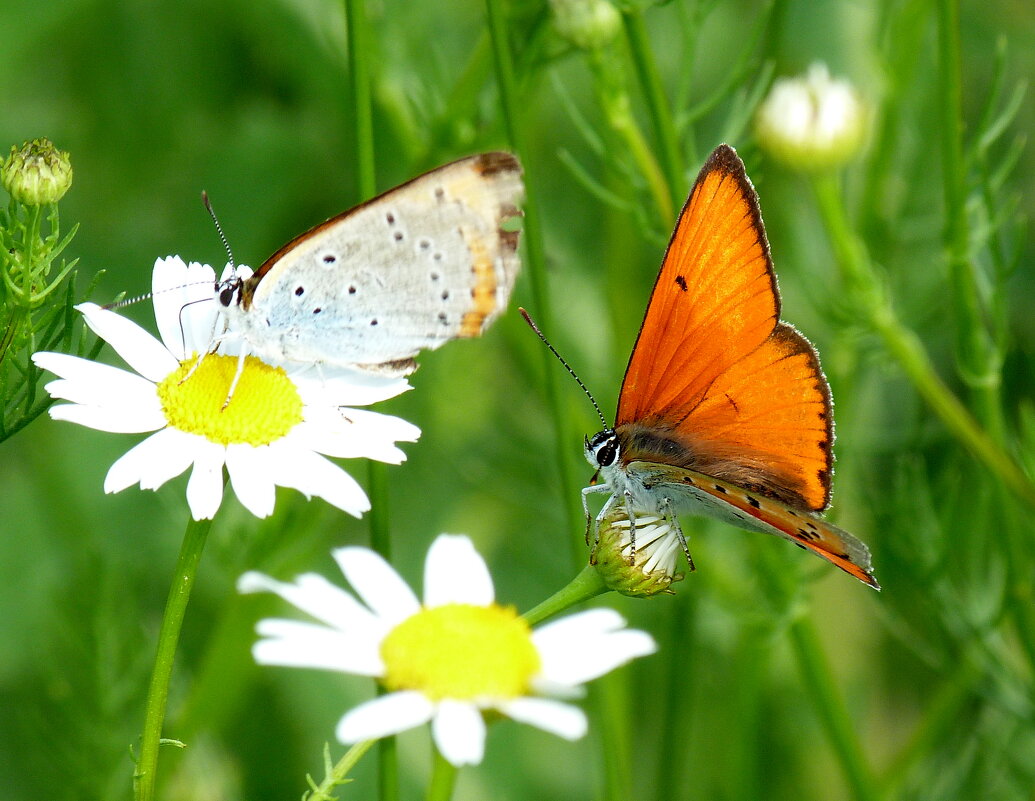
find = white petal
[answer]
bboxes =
[423,535,494,608]
[432,701,485,766]
[533,610,656,687]
[250,619,383,675]
[237,570,383,634]
[290,415,415,463]
[498,697,587,740]
[269,445,370,517]
[76,303,179,382]
[225,444,277,518]
[151,257,221,358]
[104,428,197,493]
[185,439,227,519]
[44,370,159,411]
[332,547,420,625]
[48,402,165,433]
[296,367,412,407]
[336,691,434,743]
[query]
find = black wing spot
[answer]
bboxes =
[393,231,404,242]
[438,312,448,324]
[323,254,336,264]
[312,307,322,314]
[348,286,357,295]
[441,290,450,300]
[713,484,727,494]
[747,496,761,508]
[370,318,378,326]
[295,286,304,296]
[434,187,445,200]
[682,476,695,485]
[430,271,440,281]
[386,213,396,224]
[675,275,688,291]
[419,238,431,250]
[433,252,443,261]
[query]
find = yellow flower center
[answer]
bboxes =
[380,603,541,700]
[157,353,304,446]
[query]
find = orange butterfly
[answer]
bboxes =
[583,144,878,589]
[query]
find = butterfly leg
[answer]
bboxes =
[582,484,612,545]
[621,491,640,560]
[659,497,695,573]
[221,349,248,409]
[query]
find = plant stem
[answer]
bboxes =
[485,0,584,559]
[308,740,377,800]
[621,7,684,211]
[811,175,1035,510]
[522,565,608,625]
[788,614,880,801]
[344,2,398,798]
[426,747,458,801]
[134,516,211,801]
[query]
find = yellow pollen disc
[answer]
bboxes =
[157,353,304,446]
[380,603,541,701]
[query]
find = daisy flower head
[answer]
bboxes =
[592,503,684,597]
[32,256,419,520]
[238,534,657,766]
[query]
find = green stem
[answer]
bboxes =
[811,175,1035,510]
[426,747,458,801]
[134,516,211,801]
[485,0,584,559]
[621,7,685,211]
[934,0,1001,426]
[343,3,397,797]
[308,740,377,800]
[522,565,608,625]
[345,0,375,199]
[788,614,880,801]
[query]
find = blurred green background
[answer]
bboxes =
[3,0,1035,799]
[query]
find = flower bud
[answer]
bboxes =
[592,505,684,597]
[551,0,622,51]
[755,63,865,171]
[1,138,73,205]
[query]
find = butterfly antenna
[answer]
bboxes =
[202,190,235,273]
[519,307,609,430]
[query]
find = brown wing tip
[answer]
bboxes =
[474,151,522,177]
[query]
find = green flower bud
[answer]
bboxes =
[2,138,73,205]
[592,505,684,598]
[755,63,866,171]
[551,0,622,51]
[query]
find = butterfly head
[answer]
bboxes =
[585,429,620,470]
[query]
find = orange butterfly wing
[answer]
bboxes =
[616,144,832,512]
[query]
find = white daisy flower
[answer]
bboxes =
[755,62,866,170]
[32,256,420,520]
[238,534,657,766]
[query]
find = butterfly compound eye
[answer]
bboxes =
[592,433,619,468]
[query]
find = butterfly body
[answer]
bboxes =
[584,144,878,589]
[218,152,523,376]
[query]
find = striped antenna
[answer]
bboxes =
[519,307,609,430]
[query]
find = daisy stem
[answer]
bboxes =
[308,740,377,800]
[485,0,585,561]
[426,747,458,801]
[521,565,608,626]
[343,2,399,797]
[134,516,211,801]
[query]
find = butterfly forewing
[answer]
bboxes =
[616,144,833,512]
[235,153,523,372]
